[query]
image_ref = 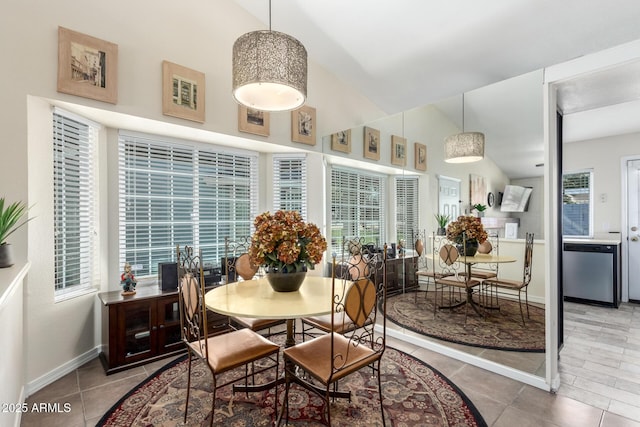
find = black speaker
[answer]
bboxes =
[158,262,178,291]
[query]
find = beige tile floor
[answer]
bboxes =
[20,306,640,427]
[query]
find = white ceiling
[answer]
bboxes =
[234,0,640,179]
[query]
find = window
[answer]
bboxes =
[396,176,419,243]
[273,154,307,218]
[119,132,258,277]
[330,167,386,253]
[53,110,99,298]
[562,170,593,237]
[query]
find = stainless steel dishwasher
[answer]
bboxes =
[562,242,621,307]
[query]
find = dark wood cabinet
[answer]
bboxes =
[379,256,418,295]
[98,286,230,374]
[327,255,418,296]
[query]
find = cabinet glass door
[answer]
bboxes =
[119,301,155,364]
[158,296,183,352]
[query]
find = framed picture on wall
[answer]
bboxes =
[331,130,351,153]
[363,126,380,160]
[415,142,427,171]
[469,173,487,207]
[391,135,407,166]
[291,105,316,145]
[162,60,205,123]
[57,26,118,104]
[238,105,270,136]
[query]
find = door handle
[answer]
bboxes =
[632,236,639,242]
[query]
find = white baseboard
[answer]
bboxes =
[25,346,101,397]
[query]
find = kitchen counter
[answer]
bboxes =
[563,234,621,245]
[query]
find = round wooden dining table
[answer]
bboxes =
[204,275,340,348]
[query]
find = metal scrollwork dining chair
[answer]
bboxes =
[177,245,280,426]
[224,236,286,336]
[300,236,381,341]
[434,236,483,323]
[415,231,451,315]
[277,248,388,426]
[482,232,534,325]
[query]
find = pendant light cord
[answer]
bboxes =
[269,0,272,31]
[462,93,465,133]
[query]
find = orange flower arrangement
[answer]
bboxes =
[446,215,488,244]
[249,210,327,272]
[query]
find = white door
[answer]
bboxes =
[628,159,640,301]
[438,176,461,221]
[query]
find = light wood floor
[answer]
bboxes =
[558,301,640,421]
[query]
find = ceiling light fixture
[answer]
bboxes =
[444,93,485,163]
[232,0,307,112]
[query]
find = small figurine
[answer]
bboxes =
[398,239,405,257]
[120,262,137,295]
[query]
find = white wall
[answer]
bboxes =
[564,132,640,235]
[510,176,545,239]
[2,0,388,391]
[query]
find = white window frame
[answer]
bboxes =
[396,175,419,243]
[562,169,594,238]
[118,131,258,280]
[330,166,386,253]
[53,108,100,301]
[273,154,307,219]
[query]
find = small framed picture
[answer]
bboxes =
[238,105,270,136]
[57,27,118,104]
[415,142,427,171]
[162,60,205,123]
[291,105,316,145]
[331,130,351,153]
[363,127,380,160]
[391,135,407,166]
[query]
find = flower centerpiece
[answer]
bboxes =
[249,210,327,292]
[445,215,488,256]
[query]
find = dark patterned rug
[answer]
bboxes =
[386,291,545,352]
[97,345,487,426]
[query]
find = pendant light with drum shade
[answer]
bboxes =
[232,0,307,112]
[444,93,484,163]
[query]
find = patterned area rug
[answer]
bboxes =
[97,345,487,426]
[386,291,545,352]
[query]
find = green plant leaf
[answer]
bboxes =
[0,198,33,245]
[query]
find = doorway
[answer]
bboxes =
[626,158,640,302]
[437,175,461,219]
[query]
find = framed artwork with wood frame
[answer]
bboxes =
[391,135,407,166]
[469,173,487,206]
[238,105,270,136]
[291,105,316,145]
[363,126,380,160]
[415,142,427,171]
[331,130,351,153]
[162,60,205,123]
[57,27,118,104]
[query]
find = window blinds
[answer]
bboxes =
[273,154,307,219]
[53,110,98,295]
[330,167,386,253]
[118,132,258,276]
[562,170,592,237]
[396,176,419,242]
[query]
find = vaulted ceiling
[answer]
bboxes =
[234,0,640,178]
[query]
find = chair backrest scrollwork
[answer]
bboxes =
[522,232,534,286]
[328,245,387,378]
[224,236,258,283]
[177,245,208,358]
